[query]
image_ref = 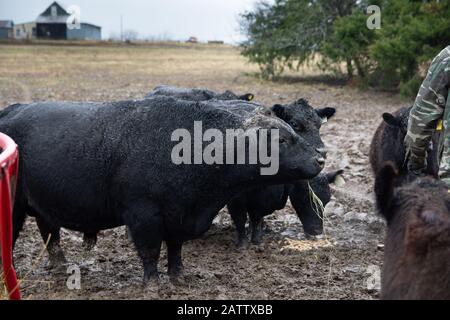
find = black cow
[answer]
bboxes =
[227,99,336,246]
[228,169,344,246]
[375,162,450,299]
[147,87,337,245]
[369,106,439,181]
[147,88,337,245]
[146,85,254,102]
[82,87,256,249]
[1,97,324,284]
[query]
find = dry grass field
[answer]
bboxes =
[0,42,411,300]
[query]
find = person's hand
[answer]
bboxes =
[406,151,428,175]
[407,159,427,177]
[409,168,426,177]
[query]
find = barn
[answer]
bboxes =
[0,21,14,39]
[35,1,101,40]
[14,22,37,40]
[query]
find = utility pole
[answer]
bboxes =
[120,15,123,41]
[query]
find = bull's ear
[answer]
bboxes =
[240,93,254,101]
[326,169,345,183]
[316,108,336,123]
[374,162,399,222]
[255,106,274,117]
[418,209,450,233]
[271,104,286,118]
[382,113,401,127]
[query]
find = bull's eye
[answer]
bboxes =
[279,137,287,144]
[289,121,303,131]
[289,121,298,129]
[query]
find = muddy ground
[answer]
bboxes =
[0,42,411,300]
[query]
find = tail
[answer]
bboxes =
[0,103,23,120]
[12,207,27,250]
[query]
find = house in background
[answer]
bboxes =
[14,22,37,40]
[36,1,101,40]
[9,1,101,41]
[0,20,14,39]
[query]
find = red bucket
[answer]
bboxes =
[0,132,20,300]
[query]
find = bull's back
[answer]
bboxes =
[0,98,247,232]
[0,102,122,230]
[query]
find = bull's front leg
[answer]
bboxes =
[140,246,162,285]
[123,200,163,286]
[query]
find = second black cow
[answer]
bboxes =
[369,106,439,181]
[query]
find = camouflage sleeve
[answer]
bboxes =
[404,46,450,173]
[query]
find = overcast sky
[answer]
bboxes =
[0,0,265,43]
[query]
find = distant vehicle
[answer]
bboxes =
[207,40,224,45]
[186,36,198,43]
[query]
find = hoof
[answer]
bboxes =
[236,237,249,249]
[169,273,187,286]
[251,234,263,245]
[143,274,160,289]
[48,260,69,273]
[168,265,184,278]
[305,233,324,241]
[82,239,97,251]
[251,239,262,246]
[48,253,68,270]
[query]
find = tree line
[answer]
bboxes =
[240,0,450,96]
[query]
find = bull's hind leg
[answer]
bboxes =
[82,232,98,251]
[248,211,264,245]
[227,196,249,248]
[124,200,163,285]
[229,210,248,248]
[166,240,183,277]
[35,216,67,267]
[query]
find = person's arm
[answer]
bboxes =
[405,47,450,173]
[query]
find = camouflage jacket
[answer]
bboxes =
[404,46,450,176]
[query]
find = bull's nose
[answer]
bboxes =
[316,148,328,159]
[317,157,326,166]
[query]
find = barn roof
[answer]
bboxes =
[35,1,101,29]
[80,22,101,29]
[36,1,69,23]
[0,20,14,29]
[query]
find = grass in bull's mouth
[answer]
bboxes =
[308,182,325,222]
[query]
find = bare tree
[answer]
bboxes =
[108,31,120,41]
[122,29,139,41]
